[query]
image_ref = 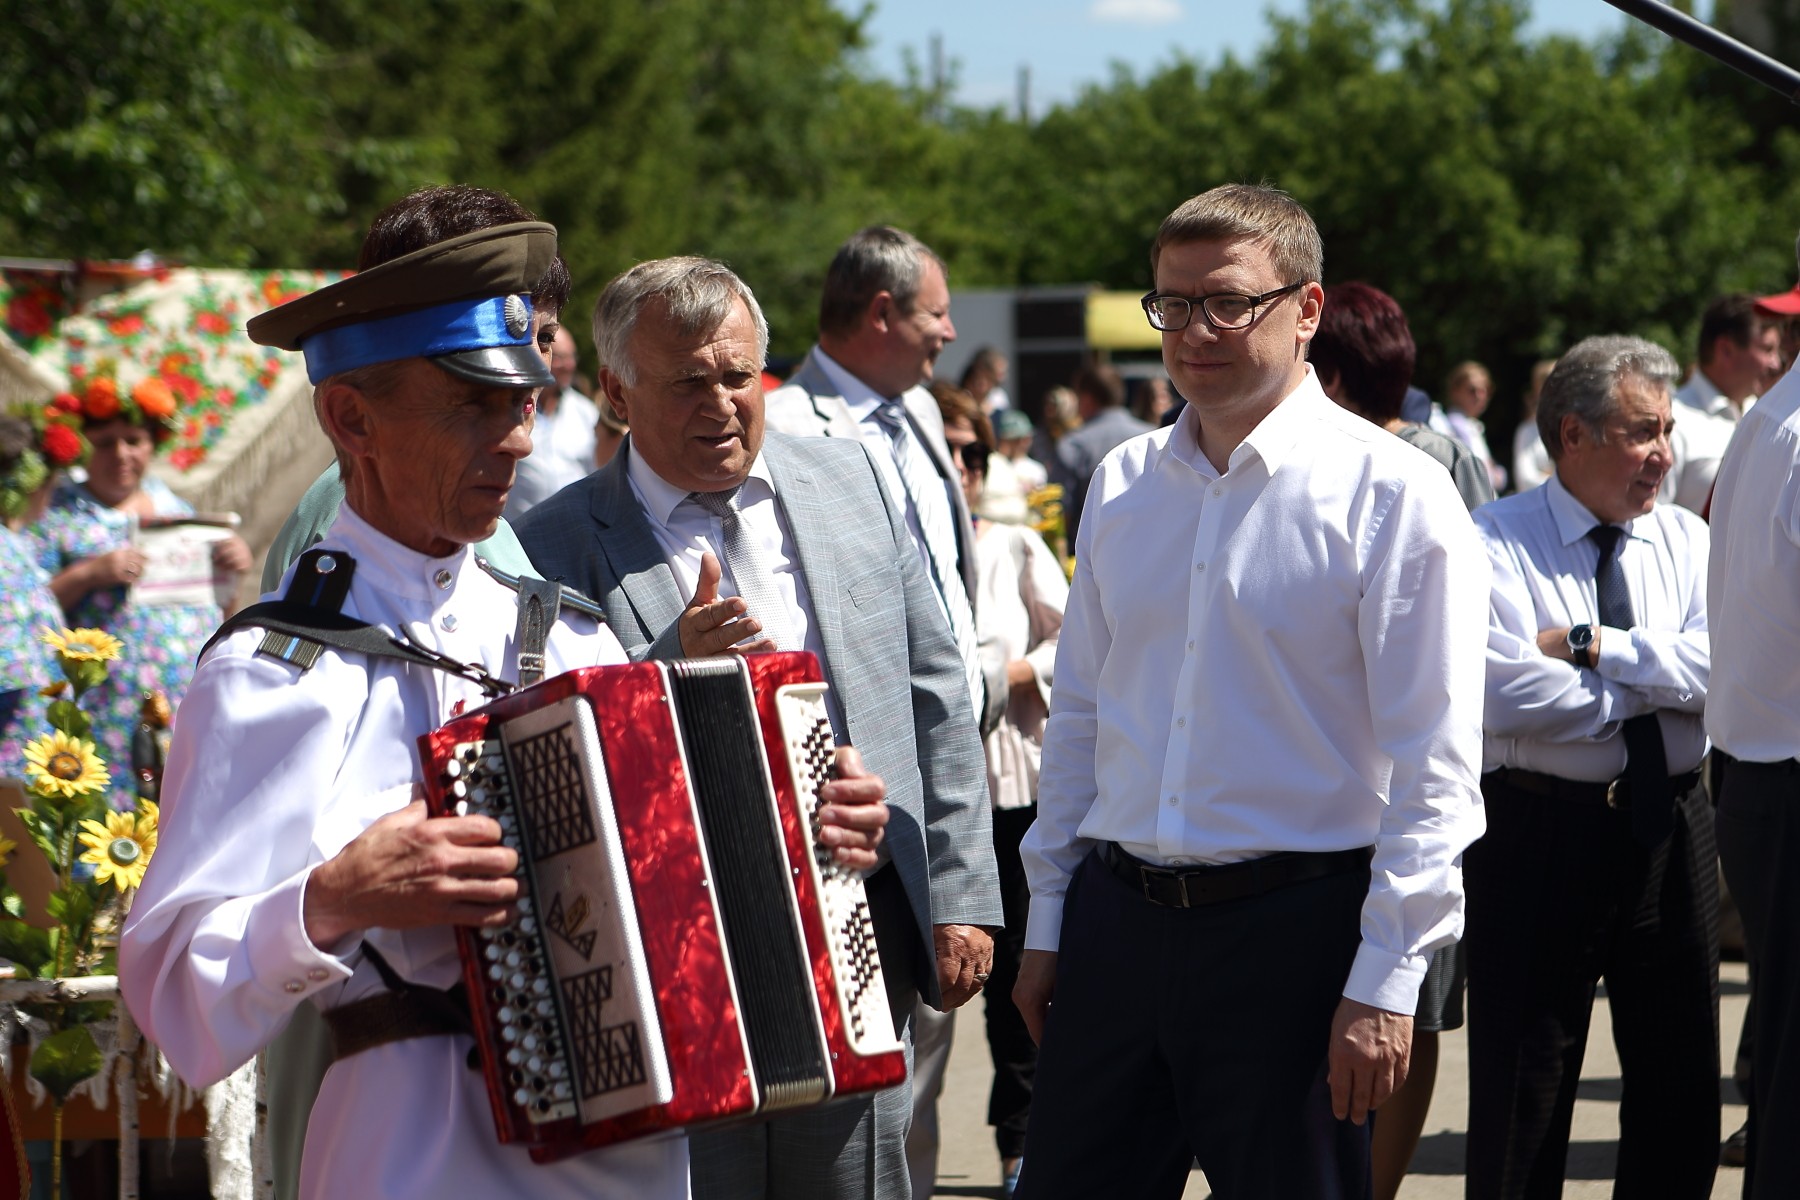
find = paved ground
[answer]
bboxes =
[925,961,1749,1198]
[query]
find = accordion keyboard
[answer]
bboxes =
[443,738,578,1124]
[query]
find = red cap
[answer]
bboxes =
[1756,284,1800,316]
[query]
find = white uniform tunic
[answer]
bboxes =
[120,505,688,1200]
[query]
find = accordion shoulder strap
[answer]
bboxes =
[198,549,513,697]
[324,941,475,1063]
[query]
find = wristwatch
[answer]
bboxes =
[1566,623,1596,669]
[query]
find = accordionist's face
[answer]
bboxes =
[606,296,765,495]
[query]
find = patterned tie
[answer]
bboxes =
[871,400,979,685]
[689,486,798,652]
[1588,524,1673,846]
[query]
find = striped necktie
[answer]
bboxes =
[871,399,979,693]
[689,486,798,652]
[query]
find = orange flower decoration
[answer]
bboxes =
[83,378,120,420]
[132,377,177,420]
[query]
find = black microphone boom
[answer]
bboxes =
[1602,0,1800,103]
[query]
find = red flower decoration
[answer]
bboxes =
[132,377,178,420]
[49,392,81,415]
[108,314,145,337]
[6,294,51,340]
[83,378,120,420]
[194,311,232,336]
[42,424,82,466]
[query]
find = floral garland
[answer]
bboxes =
[53,358,180,430]
[0,399,88,522]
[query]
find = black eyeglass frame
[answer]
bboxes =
[1139,281,1306,333]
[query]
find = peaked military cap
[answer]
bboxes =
[247,222,558,389]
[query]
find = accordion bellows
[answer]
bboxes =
[420,652,906,1163]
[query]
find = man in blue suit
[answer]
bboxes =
[515,256,999,1200]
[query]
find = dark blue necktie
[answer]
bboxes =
[1589,525,1673,846]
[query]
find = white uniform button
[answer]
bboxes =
[1213,487,1222,497]
[1195,562,1205,572]
[1177,717,1186,727]
[442,614,459,632]
[284,980,305,994]
[434,569,453,589]
[307,968,330,982]
[1167,795,1178,806]
[1187,640,1196,652]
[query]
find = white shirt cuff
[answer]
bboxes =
[1342,943,1431,1015]
[246,866,357,1005]
[1593,624,1636,676]
[1022,894,1065,953]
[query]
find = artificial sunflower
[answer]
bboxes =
[0,832,15,870]
[77,807,156,892]
[40,627,123,663]
[23,731,108,798]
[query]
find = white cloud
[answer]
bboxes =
[1090,0,1183,25]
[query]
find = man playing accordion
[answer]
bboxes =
[118,208,888,1199]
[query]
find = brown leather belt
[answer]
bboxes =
[1486,766,1703,810]
[323,984,472,1062]
[1100,841,1372,910]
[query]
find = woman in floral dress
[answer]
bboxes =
[0,415,68,780]
[25,380,249,806]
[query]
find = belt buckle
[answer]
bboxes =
[1140,865,1190,909]
[1605,778,1626,809]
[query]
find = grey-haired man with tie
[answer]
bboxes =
[515,255,998,1200]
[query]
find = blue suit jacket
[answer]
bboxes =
[513,432,1001,1006]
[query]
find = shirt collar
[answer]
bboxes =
[1168,365,1326,478]
[1683,368,1738,417]
[814,347,892,421]
[624,438,776,527]
[1545,471,1646,547]
[324,501,478,604]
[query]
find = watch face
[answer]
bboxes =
[1569,625,1594,650]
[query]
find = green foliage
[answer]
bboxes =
[0,921,52,976]
[3,0,1796,428]
[45,700,90,741]
[29,1026,102,1104]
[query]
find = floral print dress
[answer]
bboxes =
[25,478,217,807]
[0,525,65,780]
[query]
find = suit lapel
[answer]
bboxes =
[765,442,847,683]
[792,350,864,440]
[588,445,688,646]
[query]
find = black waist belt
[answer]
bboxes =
[1718,753,1800,776]
[1487,765,1703,810]
[323,983,472,1063]
[1099,841,1372,910]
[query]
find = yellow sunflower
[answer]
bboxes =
[77,808,156,892]
[0,832,15,870]
[22,731,108,798]
[40,627,123,663]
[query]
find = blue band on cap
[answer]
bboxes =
[300,294,534,384]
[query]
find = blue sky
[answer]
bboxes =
[836,1,1714,113]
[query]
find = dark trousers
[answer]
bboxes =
[1464,777,1719,1200]
[1716,757,1800,1199]
[984,804,1037,1159]
[1016,849,1373,1200]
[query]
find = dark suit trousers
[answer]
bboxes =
[1464,777,1719,1200]
[984,805,1038,1158]
[1016,850,1373,1200]
[1716,756,1800,1199]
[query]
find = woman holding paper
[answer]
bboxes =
[25,379,250,807]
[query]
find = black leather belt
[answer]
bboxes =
[323,985,472,1062]
[1719,753,1800,776]
[1487,765,1703,810]
[1099,841,1372,910]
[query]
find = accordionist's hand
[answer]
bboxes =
[302,791,522,949]
[679,552,776,657]
[816,746,888,871]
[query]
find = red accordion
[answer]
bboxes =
[418,652,906,1163]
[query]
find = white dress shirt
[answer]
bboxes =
[120,505,685,1200]
[1676,367,1749,423]
[505,387,602,519]
[625,446,845,743]
[1708,364,1800,761]
[1512,422,1551,493]
[1021,370,1490,1014]
[1475,474,1709,781]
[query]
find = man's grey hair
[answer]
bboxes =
[818,226,946,339]
[593,257,770,387]
[312,359,414,485]
[1536,334,1679,461]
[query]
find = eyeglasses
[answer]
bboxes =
[1140,282,1305,333]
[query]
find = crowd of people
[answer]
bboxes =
[0,176,1794,1200]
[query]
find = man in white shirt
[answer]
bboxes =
[1661,294,1782,515]
[119,221,890,1200]
[503,325,601,518]
[1709,326,1800,1198]
[1467,335,1716,1200]
[1010,184,1489,1198]
[514,256,999,1200]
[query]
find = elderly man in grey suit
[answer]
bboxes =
[514,256,999,1200]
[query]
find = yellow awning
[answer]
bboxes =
[1085,291,1161,350]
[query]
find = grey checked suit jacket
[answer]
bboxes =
[513,432,1001,1008]
[765,346,981,606]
